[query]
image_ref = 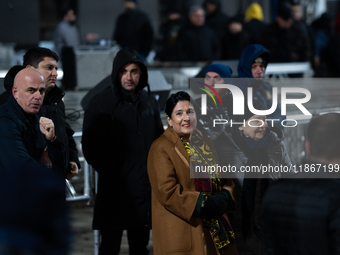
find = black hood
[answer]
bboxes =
[111,48,149,97]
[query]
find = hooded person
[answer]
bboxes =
[82,48,164,255]
[0,65,24,106]
[244,3,266,44]
[220,99,291,255]
[203,0,229,42]
[235,44,284,128]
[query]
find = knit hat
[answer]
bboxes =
[204,63,233,84]
[4,65,24,91]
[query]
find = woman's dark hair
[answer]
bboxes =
[165,91,191,117]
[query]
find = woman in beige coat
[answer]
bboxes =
[147,91,238,255]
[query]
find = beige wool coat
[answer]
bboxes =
[147,127,238,255]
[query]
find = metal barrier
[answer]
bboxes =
[65,132,93,204]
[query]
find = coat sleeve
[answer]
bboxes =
[82,99,114,173]
[0,116,66,175]
[65,121,80,168]
[147,142,200,222]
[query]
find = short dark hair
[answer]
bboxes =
[165,91,191,117]
[307,113,340,160]
[23,47,59,68]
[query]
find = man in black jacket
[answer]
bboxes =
[0,68,70,254]
[113,0,154,60]
[203,0,229,43]
[0,47,80,180]
[0,68,67,176]
[174,5,221,61]
[23,48,80,180]
[261,113,340,255]
[82,48,164,255]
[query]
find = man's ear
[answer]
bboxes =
[12,86,18,99]
[305,140,311,156]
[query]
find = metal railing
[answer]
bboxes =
[65,132,93,204]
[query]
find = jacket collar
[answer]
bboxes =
[43,86,65,105]
[8,95,39,132]
[8,95,28,122]
[163,126,190,165]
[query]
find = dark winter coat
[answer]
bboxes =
[261,20,310,63]
[222,30,249,60]
[38,86,80,170]
[220,126,291,254]
[261,173,340,254]
[203,0,229,41]
[0,85,80,172]
[157,18,184,61]
[174,23,221,61]
[113,9,154,58]
[327,33,340,77]
[0,96,67,177]
[0,159,70,254]
[244,19,266,45]
[82,48,164,230]
[0,90,11,106]
[236,44,284,126]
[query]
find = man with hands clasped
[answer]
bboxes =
[0,68,67,177]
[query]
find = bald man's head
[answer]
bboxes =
[13,69,45,114]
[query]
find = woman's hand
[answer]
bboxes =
[201,190,230,219]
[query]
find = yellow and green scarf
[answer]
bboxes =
[181,133,235,249]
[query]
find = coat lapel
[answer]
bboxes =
[164,127,190,167]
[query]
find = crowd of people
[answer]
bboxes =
[0,0,340,254]
[111,0,340,77]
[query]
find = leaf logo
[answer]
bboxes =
[198,83,223,106]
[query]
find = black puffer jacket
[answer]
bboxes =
[38,86,80,170]
[82,48,164,230]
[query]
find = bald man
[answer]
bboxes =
[0,68,67,177]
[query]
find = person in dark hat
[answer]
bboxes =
[194,63,234,140]
[82,48,164,255]
[0,65,23,106]
[112,0,154,60]
[260,1,310,63]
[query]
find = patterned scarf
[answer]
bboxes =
[181,133,236,250]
